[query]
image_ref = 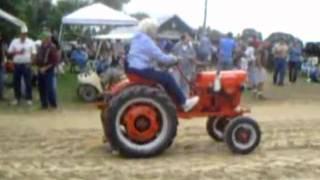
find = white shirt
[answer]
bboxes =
[8,38,36,64]
[240,57,248,71]
[245,46,255,63]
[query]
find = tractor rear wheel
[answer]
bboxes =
[224,117,261,154]
[206,117,229,142]
[105,85,178,158]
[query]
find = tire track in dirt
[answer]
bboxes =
[1,117,320,180]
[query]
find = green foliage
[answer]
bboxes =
[0,0,130,41]
[94,0,130,10]
[131,12,149,21]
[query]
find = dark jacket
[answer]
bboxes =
[36,42,59,68]
[0,41,5,64]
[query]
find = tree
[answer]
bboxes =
[0,0,131,41]
[131,12,149,21]
[93,0,130,10]
[0,0,26,41]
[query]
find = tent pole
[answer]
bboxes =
[95,40,103,60]
[58,24,64,43]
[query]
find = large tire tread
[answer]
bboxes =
[105,85,178,158]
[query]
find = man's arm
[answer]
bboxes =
[7,40,16,55]
[31,42,37,63]
[40,46,59,72]
[147,37,175,64]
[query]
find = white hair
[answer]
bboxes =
[138,18,159,36]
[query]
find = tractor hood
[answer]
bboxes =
[196,70,247,90]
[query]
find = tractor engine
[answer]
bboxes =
[194,70,247,115]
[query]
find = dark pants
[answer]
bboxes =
[13,64,32,101]
[310,69,320,83]
[127,68,186,105]
[288,61,299,83]
[38,68,57,108]
[273,58,287,85]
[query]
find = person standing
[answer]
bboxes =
[288,42,302,83]
[172,33,197,97]
[8,27,36,105]
[35,31,59,109]
[272,39,289,86]
[70,45,88,73]
[245,41,256,89]
[254,42,269,99]
[0,33,7,101]
[196,33,212,63]
[218,32,237,70]
[113,39,125,59]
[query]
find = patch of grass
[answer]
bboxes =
[56,72,81,105]
[0,72,86,113]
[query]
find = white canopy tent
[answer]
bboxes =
[93,26,138,40]
[59,3,138,41]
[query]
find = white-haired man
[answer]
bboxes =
[8,26,36,106]
[126,18,199,112]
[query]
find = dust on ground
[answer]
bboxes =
[0,80,320,180]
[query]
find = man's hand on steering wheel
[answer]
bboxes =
[169,54,180,66]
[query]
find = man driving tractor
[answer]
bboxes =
[126,18,199,112]
[100,18,260,158]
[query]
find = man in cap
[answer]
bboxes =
[35,30,59,109]
[8,26,36,105]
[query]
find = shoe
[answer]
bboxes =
[10,100,19,106]
[26,100,33,106]
[182,96,199,112]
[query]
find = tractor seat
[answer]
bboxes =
[126,73,157,85]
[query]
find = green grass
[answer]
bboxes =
[0,72,86,113]
[0,70,318,114]
[56,72,81,105]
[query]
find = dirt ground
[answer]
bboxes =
[0,81,320,180]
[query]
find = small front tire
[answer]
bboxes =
[224,117,261,154]
[206,117,228,142]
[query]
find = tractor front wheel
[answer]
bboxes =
[206,116,229,142]
[105,85,178,158]
[224,117,261,154]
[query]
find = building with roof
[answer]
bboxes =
[157,14,194,40]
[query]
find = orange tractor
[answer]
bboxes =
[98,65,261,158]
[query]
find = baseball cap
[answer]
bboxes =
[39,31,52,40]
[21,26,28,34]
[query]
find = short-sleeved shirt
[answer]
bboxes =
[272,43,289,59]
[289,47,302,62]
[219,37,236,61]
[8,38,36,64]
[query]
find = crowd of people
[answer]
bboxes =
[0,19,319,110]
[155,29,319,100]
[0,27,60,109]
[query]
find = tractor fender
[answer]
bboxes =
[109,79,157,97]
